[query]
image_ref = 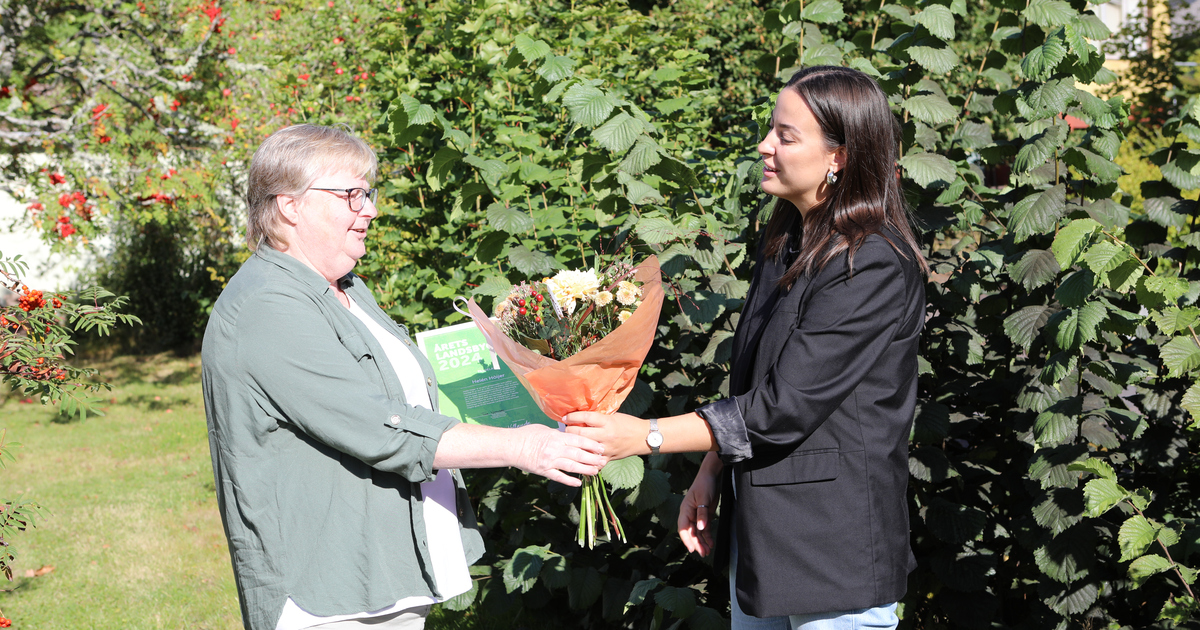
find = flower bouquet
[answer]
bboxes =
[466,256,663,547]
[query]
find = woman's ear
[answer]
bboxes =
[276,193,301,225]
[831,146,847,174]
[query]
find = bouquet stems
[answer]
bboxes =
[577,474,625,548]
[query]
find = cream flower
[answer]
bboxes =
[618,310,632,323]
[546,269,602,315]
[615,281,641,305]
[594,290,614,306]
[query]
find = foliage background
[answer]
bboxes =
[5,0,1200,628]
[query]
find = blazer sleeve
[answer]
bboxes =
[700,238,913,463]
[230,289,458,483]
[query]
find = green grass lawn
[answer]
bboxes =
[0,353,544,630]
[0,353,239,630]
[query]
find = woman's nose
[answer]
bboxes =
[757,132,774,157]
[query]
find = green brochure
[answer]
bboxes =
[415,321,556,429]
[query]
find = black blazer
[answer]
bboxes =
[697,228,925,617]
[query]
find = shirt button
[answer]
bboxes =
[389,415,402,425]
[426,377,433,387]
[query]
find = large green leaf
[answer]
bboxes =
[568,566,604,609]
[902,94,957,126]
[1152,306,1200,334]
[1118,515,1160,562]
[1033,488,1085,535]
[1051,216,1100,270]
[1021,33,1068,81]
[908,45,959,74]
[1018,79,1076,120]
[486,202,534,234]
[1011,184,1068,242]
[1064,21,1094,63]
[1034,397,1082,447]
[563,83,616,127]
[1160,335,1200,378]
[628,468,671,511]
[912,5,955,40]
[508,244,557,276]
[654,585,698,618]
[462,154,508,187]
[1083,241,1129,274]
[1107,258,1145,293]
[1160,150,1200,189]
[800,0,845,23]
[400,94,436,125]
[600,455,644,489]
[1129,554,1172,587]
[1024,0,1076,28]
[1072,12,1112,39]
[899,151,956,186]
[426,147,461,192]
[925,499,987,544]
[626,578,663,612]
[1044,581,1101,616]
[503,545,548,593]
[624,178,666,205]
[1009,249,1061,290]
[1015,121,1069,174]
[800,43,843,67]
[1004,305,1056,350]
[1083,477,1127,517]
[636,216,680,244]
[1054,269,1097,308]
[513,33,552,61]
[1064,146,1122,183]
[620,136,663,175]
[538,55,576,83]
[1144,196,1194,228]
[592,112,641,153]
[1034,524,1096,583]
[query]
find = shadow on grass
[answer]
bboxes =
[76,352,201,389]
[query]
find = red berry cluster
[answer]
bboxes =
[515,292,546,323]
[18,287,46,312]
[0,615,11,627]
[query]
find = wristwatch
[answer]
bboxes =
[646,418,663,455]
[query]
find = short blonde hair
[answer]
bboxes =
[245,124,379,251]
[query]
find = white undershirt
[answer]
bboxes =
[275,296,471,630]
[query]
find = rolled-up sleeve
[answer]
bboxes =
[236,291,457,483]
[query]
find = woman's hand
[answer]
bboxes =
[561,411,649,460]
[510,424,607,487]
[678,452,723,556]
[434,423,605,487]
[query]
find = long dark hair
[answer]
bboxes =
[761,66,928,287]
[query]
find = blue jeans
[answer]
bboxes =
[729,522,899,630]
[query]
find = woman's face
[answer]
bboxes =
[758,87,842,214]
[285,167,378,284]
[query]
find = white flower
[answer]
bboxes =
[618,310,632,323]
[546,269,602,316]
[615,281,641,305]
[594,290,613,306]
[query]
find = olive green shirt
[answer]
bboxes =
[201,246,484,630]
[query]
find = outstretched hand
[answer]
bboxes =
[561,411,648,460]
[511,423,607,487]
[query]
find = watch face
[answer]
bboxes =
[647,432,664,448]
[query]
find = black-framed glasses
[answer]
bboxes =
[308,187,378,212]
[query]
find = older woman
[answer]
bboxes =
[202,124,606,630]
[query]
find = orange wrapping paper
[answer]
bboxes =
[466,256,663,422]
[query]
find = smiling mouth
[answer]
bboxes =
[763,165,778,174]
